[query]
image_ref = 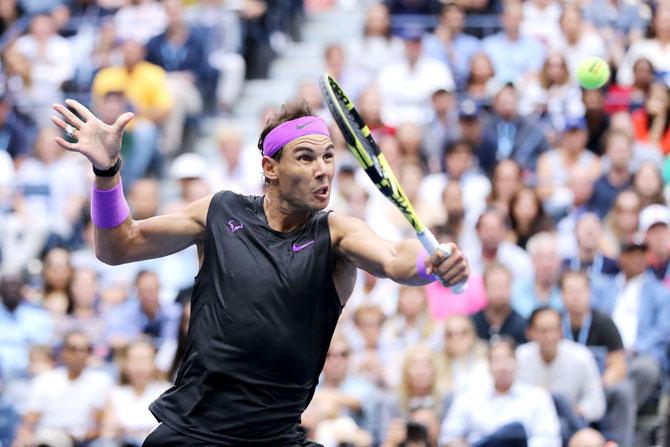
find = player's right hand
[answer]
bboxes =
[51,99,134,171]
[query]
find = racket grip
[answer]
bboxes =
[416,231,467,294]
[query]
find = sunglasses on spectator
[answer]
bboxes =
[64,344,92,353]
[446,328,469,338]
[327,350,349,358]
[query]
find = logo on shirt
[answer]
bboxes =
[292,240,315,252]
[228,220,244,233]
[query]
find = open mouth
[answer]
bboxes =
[313,185,330,198]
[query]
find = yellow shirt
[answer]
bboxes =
[92,61,173,116]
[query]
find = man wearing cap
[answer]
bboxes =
[592,234,670,409]
[640,204,670,287]
[377,25,455,126]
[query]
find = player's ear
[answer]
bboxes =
[262,156,279,182]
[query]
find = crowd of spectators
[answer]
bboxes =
[2,0,670,446]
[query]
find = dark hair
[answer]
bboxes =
[488,335,517,356]
[559,269,590,291]
[528,305,560,328]
[257,99,314,161]
[441,139,473,171]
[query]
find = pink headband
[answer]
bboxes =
[262,116,330,157]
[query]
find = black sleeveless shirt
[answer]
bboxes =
[149,191,342,445]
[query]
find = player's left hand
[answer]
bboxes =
[424,242,469,287]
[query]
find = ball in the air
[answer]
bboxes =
[576,57,610,89]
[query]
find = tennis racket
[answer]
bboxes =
[319,73,465,293]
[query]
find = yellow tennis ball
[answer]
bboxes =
[576,57,610,89]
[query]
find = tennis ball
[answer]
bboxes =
[576,57,610,89]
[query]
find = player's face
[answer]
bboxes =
[275,134,335,211]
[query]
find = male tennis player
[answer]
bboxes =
[51,99,469,446]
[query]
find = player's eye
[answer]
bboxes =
[324,152,334,161]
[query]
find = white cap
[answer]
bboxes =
[639,204,670,232]
[169,153,207,180]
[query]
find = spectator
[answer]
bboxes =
[617,6,670,87]
[347,3,405,87]
[463,52,496,106]
[508,187,553,249]
[40,247,75,317]
[590,130,634,218]
[391,345,444,421]
[602,190,641,257]
[113,0,167,45]
[480,83,550,175]
[0,90,35,161]
[349,305,387,388]
[482,0,545,84]
[555,5,607,77]
[440,336,561,447]
[560,270,635,447]
[631,82,670,155]
[127,177,160,221]
[377,25,455,126]
[465,206,532,281]
[207,123,262,195]
[13,331,113,447]
[472,262,527,345]
[633,161,665,209]
[239,0,275,79]
[92,39,173,145]
[14,126,87,245]
[185,0,246,112]
[0,273,53,381]
[423,88,458,172]
[13,13,75,127]
[145,0,210,154]
[606,57,653,115]
[380,286,441,387]
[536,117,600,219]
[555,165,598,258]
[518,307,606,428]
[562,213,620,279]
[99,338,171,446]
[640,204,670,285]
[593,235,670,409]
[520,0,561,48]
[418,139,491,217]
[485,159,522,214]
[423,3,481,89]
[304,332,378,445]
[511,232,563,318]
[519,52,585,139]
[438,315,490,397]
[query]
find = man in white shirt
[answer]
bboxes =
[377,25,455,127]
[13,331,114,447]
[517,307,606,429]
[440,336,561,447]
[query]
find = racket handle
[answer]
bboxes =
[416,231,467,294]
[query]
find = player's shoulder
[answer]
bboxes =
[327,211,369,237]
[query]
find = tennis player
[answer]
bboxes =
[51,98,469,446]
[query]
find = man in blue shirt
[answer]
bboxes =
[482,1,545,83]
[0,273,53,380]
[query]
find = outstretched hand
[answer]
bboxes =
[51,99,134,171]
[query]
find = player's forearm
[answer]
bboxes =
[385,239,433,286]
[93,173,135,265]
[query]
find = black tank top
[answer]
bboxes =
[149,191,342,445]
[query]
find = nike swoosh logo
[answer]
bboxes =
[296,120,316,130]
[292,240,315,252]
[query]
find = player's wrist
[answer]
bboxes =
[93,157,122,177]
[415,248,438,282]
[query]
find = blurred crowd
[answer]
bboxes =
[1,0,670,446]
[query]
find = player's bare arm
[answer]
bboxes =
[51,99,210,265]
[329,212,469,287]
